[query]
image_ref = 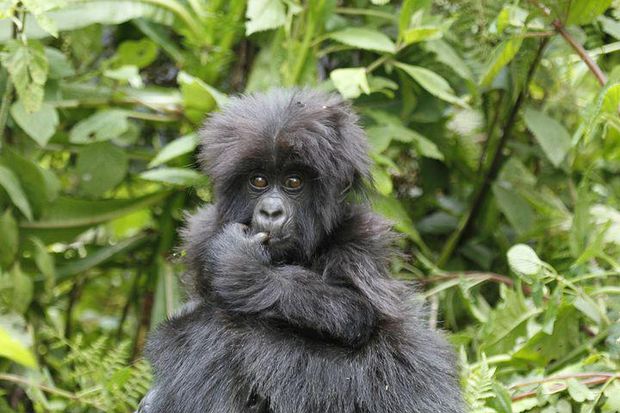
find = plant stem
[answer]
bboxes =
[0,5,23,146]
[552,20,607,86]
[0,80,14,146]
[334,7,397,21]
[437,38,549,267]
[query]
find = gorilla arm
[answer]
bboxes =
[207,223,380,348]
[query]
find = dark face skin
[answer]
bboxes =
[245,166,315,262]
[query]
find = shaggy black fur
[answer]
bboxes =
[138,89,463,413]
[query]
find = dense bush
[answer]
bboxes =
[0,0,619,412]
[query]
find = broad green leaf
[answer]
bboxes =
[479,286,541,355]
[20,191,171,229]
[329,28,396,53]
[603,382,620,412]
[178,71,226,122]
[479,37,523,88]
[140,168,204,186]
[246,0,286,35]
[330,68,370,99]
[567,378,596,402]
[513,306,580,366]
[0,166,33,221]
[424,40,474,82]
[602,83,620,114]
[0,1,178,41]
[30,237,55,284]
[0,40,48,112]
[69,110,130,143]
[5,264,33,314]
[149,134,200,168]
[76,142,129,197]
[523,107,572,167]
[0,326,36,368]
[371,193,426,248]
[493,183,535,234]
[394,62,466,107]
[402,26,442,44]
[0,210,18,269]
[566,0,612,25]
[507,244,543,277]
[56,233,151,281]
[371,167,393,195]
[45,47,75,78]
[0,150,60,217]
[365,111,443,159]
[599,16,620,40]
[112,38,158,68]
[10,101,59,147]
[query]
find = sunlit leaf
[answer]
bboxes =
[0,326,36,368]
[523,107,572,167]
[329,27,396,53]
[246,0,286,35]
[0,166,33,221]
[394,62,467,106]
[479,36,523,88]
[10,101,59,147]
[330,68,370,99]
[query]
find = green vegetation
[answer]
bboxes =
[0,0,619,411]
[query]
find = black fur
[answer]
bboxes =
[140,89,463,413]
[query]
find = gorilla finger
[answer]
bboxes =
[252,232,270,244]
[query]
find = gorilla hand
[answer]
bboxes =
[208,223,280,313]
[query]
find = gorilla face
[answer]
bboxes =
[245,163,320,263]
[200,89,371,263]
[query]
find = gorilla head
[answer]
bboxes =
[199,89,370,262]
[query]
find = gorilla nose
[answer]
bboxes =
[254,196,287,232]
[259,198,284,219]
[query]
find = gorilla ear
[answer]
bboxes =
[324,99,372,193]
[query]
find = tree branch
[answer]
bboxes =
[437,38,549,267]
[552,20,607,86]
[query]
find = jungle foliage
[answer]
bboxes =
[0,0,619,412]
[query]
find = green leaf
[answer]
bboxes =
[45,47,75,79]
[567,378,596,402]
[329,28,396,53]
[245,0,286,35]
[112,38,158,69]
[56,233,151,281]
[177,71,226,123]
[0,166,33,221]
[566,0,612,25]
[0,1,179,41]
[371,193,426,249]
[140,168,204,186]
[0,149,60,218]
[603,382,620,412]
[493,182,535,234]
[20,191,171,229]
[479,37,523,88]
[513,306,580,366]
[149,134,199,168]
[602,84,620,114]
[371,166,393,195]
[0,210,18,269]
[523,107,572,167]
[394,62,466,107]
[479,286,541,354]
[30,237,55,284]
[76,142,129,197]
[10,101,59,147]
[365,111,443,159]
[0,326,36,368]
[4,264,33,314]
[402,26,442,44]
[0,40,48,112]
[507,244,544,277]
[69,110,130,144]
[330,68,370,99]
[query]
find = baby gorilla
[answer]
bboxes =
[139,89,463,413]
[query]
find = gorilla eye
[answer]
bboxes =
[284,176,302,190]
[250,175,268,189]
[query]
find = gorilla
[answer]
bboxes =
[138,89,463,413]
